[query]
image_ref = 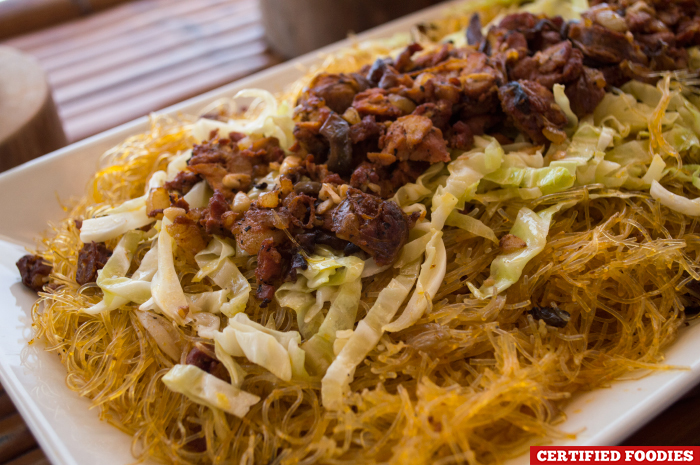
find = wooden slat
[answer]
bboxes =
[39,1,255,74]
[1,0,281,142]
[0,0,82,41]
[0,0,139,42]
[2,0,187,50]
[64,53,271,141]
[60,37,268,119]
[0,394,17,420]
[0,415,37,463]
[4,449,49,465]
[5,0,226,57]
[51,12,262,99]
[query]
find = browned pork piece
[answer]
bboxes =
[510,40,583,88]
[185,345,230,382]
[567,22,648,65]
[379,115,451,164]
[187,136,285,199]
[331,188,413,266]
[16,254,52,292]
[76,242,111,285]
[255,238,284,304]
[298,73,370,114]
[498,80,568,144]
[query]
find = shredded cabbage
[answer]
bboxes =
[431,136,504,230]
[135,310,182,361]
[641,154,667,186]
[84,230,145,314]
[194,236,236,281]
[166,150,192,181]
[192,89,295,150]
[322,260,420,409]
[299,251,364,289]
[553,83,578,131]
[301,280,362,375]
[468,203,571,299]
[215,313,307,382]
[650,180,700,216]
[162,364,260,418]
[194,236,250,317]
[214,340,247,388]
[191,312,221,339]
[383,232,446,332]
[484,165,575,194]
[141,211,190,325]
[183,181,212,209]
[276,249,364,329]
[445,211,499,243]
[80,171,166,243]
[392,162,445,209]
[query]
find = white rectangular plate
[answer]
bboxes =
[1,2,699,464]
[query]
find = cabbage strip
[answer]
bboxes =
[162,365,259,418]
[468,203,571,299]
[322,260,420,409]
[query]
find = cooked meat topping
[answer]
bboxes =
[186,345,230,382]
[498,80,568,144]
[331,188,412,266]
[567,22,648,65]
[42,1,700,310]
[380,115,451,164]
[298,73,370,114]
[349,160,427,199]
[499,234,528,254]
[467,13,484,47]
[353,88,406,119]
[164,170,201,194]
[76,242,111,285]
[319,113,353,175]
[510,40,583,88]
[412,101,452,131]
[233,207,288,255]
[167,215,209,263]
[186,136,284,199]
[291,3,700,195]
[564,67,607,117]
[17,254,52,292]
[349,115,386,145]
[201,190,237,237]
[394,43,424,73]
[255,238,284,304]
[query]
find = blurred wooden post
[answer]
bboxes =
[0,46,67,171]
[260,0,444,58]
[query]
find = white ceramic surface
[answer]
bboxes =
[1,2,699,464]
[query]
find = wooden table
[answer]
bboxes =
[2,0,282,143]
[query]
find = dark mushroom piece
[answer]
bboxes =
[319,113,353,176]
[293,181,322,196]
[467,13,484,47]
[529,304,570,328]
